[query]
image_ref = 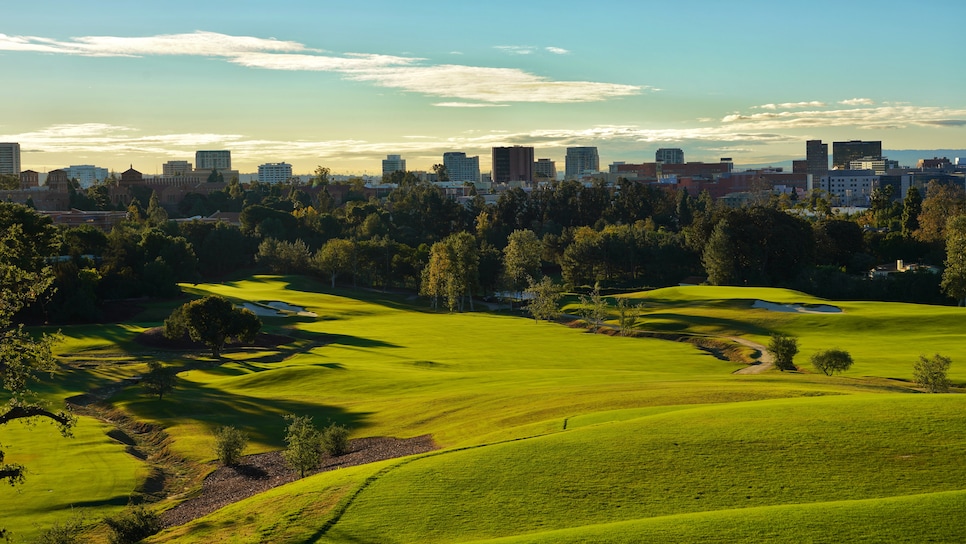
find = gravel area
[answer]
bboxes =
[161,435,437,528]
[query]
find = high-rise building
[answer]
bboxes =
[806,140,829,178]
[832,140,881,170]
[492,146,535,184]
[195,150,232,171]
[655,148,684,164]
[163,160,193,176]
[0,143,21,175]
[258,162,294,184]
[64,165,109,188]
[382,154,406,176]
[534,158,557,180]
[442,152,481,183]
[565,146,600,179]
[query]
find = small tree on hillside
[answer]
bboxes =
[320,422,350,457]
[214,425,249,466]
[616,297,642,337]
[913,354,952,393]
[524,275,562,323]
[810,349,854,376]
[142,361,176,400]
[163,295,262,358]
[283,414,322,478]
[769,334,799,371]
[578,282,608,332]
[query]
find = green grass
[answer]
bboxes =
[0,415,146,541]
[7,277,966,542]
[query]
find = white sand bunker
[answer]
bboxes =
[240,302,318,318]
[752,300,842,314]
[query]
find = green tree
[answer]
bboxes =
[810,349,854,376]
[0,205,75,540]
[702,218,736,285]
[283,414,322,478]
[915,181,966,243]
[313,238,358,289]
[312,165,330,187]
[502,229,542,293]
[941,215,966,306]
[142,361,176,400]
[913,354,952,393]
[901,186,922,237]
[769,334,799,371]
[420,232,479,312]
[146,190,168,226]
[578,282,608,332]
[214,425,249,466]
[104,505,162,544]
[524,275,562,322]
[163,295,262,357]
[616,297,641,336]
[432,163,449,182]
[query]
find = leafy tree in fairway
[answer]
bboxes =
[524,275,563,323]
[0,204,75,540]
[616,297,642,336]
[163,295,262,357]
[142,361,176,400]
[811,349,854,376]
[914,354,952,393]
[769,334,799,371]
[421,232,479,312]
[283,414,322,478]
[941,215,966,306]
[502,229,542,294]
[215,425,249,466]
[578,282,608,332]
[313,238,358,289]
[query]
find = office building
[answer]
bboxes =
[258,162,294,184]
[806,140,829,178]
[382,154,406,176]
[492,146,535,184]
[655,148,684,164]
[64,165,109,188]
[565,146,600,179]
[0,142,21,175]
[849,157,898,175]
[442,152,481,183]
[535,158,557,180]
[163,160,193,176]
[820,170,879,206]
[195,150,232,171]
[832,140,881,170]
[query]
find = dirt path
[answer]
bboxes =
[729,337,774,374]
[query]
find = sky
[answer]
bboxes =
[2,0,966,175]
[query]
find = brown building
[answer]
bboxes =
[492,146,535,184]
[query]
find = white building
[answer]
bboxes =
[382,154,406,176]
[0,142,20,175]
[195,150,232,171]
[64,165,109,188]
[848,156,898,175]
[163,160,193,176]
[565,147,599,179]
[258,162,294,184]
[820,169,879,207]
[443,152,481,183]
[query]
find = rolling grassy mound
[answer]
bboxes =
[4,277,965,542]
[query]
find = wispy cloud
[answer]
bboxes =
[495,45,536,55]
[545,46,569,55]
[754,101,826,110]
[840,98,875,106]
[433,102,510,108]
[722,105,966,130]
[0,31,643,104]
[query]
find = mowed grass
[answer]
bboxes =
[10,276,966,542]
[0,415,145,541]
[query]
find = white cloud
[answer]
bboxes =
[840,98,875,106]
[495,45,536,55]
[545,47,570,55]
[754,101,827,110]
[0,31,645,104]
[433,102,509,108]
[721,105,966,130]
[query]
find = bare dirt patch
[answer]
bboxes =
[161,435,437,528]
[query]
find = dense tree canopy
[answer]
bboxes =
[163,295,262,357]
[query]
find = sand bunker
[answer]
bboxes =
[752,300,842,314]
[240,302,318,318]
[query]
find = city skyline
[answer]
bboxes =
[2,0,966,175]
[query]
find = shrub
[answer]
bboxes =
[36,514,84,544]
[913,354,952,393]
[810,349,854,376]
[321,422,351,457]
[104,505,162,544]
[283,414,322,478]
[768,334,799,371]
[214,425,248,466]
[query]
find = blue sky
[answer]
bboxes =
[2,0,965,175]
